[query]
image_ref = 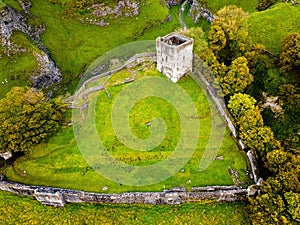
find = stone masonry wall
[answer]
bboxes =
[0,180,249,207]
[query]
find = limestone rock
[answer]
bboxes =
[166,0,182,7]
[0,2,62,92]
[247,184,259,197]
[102,186,108,191]
[189,0,214,24]
[215,155,224,160]
[0,151,12,160]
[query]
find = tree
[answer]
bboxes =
[284,192,300,223]
[248,192,287,225]
[279,32,300,73]
[228,93,256,120]
[0,87,67,154]
[217,56,253,96]
[265,149,288,173]
[240,126,280,156]
[238,108,263,131]
[249,176,300,224]
[208,5,250,64]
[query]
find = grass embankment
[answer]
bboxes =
[5,65,249,193]
[249,3,300,55]
[0,191,250,224]
[2,0,22,10]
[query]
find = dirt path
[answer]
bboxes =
[179,0,188,30]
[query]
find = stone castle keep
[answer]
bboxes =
[156,33,193,82]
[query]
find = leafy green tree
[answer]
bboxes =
[208,5,250,64]
[228,93,281,156]
[240,126,280,156]
[238,108,263,131]
[248,191,292,225]
[265,149,288,173]
[284,192,300,223]
[228,93,256,120]
[279,32,300,73]
[0,87,67,154]
[217,57,253,96]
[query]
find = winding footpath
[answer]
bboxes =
[179,0,188,30]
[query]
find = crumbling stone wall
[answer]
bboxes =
[0,180,251,207]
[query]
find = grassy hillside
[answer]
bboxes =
[0,0,180,98]
[207,0,258,12]
[28,0,178,93]
[249,3,300,55]
[0,191,250,224]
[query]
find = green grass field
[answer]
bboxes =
[207,0,258,12]
[248,3,300,55]
[0,190,250,224]
[5,64,250,193]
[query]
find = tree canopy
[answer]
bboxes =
[208,5,250,64]
[217,56,253,96]
[0,87,67,154]
[279,32,300,73]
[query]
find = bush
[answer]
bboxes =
[256,0,276,11]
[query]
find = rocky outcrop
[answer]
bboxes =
[0,180,250,207]
[31,52,61,89]
[82,0,139,26]
[166,0,182,6]
[0,1,61,91]
[92,0,139,18]
[0,151,12,160]
[189,0,214,23]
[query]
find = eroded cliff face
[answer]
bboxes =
[0,0,62,91]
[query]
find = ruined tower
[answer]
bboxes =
[156,33,193,82]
